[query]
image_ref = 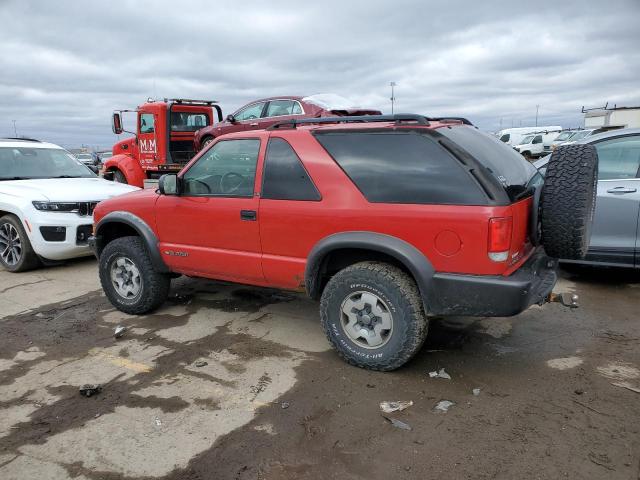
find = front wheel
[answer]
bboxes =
[112,170,127,184]
[320,261,428,371]
[99,236,171,314]
[0,215,40,272]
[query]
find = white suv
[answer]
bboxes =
[0,139,138,272]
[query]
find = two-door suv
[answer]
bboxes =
[90,114,598,370]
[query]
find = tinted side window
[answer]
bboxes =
[314,131,486,205]
[262,138,320,201]
[533,135,542,144]
[499,134,510,142]
[595,135,640,180]
[182,139,259,196]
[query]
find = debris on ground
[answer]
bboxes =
[428,368,451,380]
[154,417,162,427]
[574,388,585,395]
[79,384,102,397]
[472,388,481,396]
[382,415,412,431]
[434,400,455,413]
[194,360,208,368]
[114,326,126,338]
[380,400,413,413]
[281,401,290,409]
[612,381,640,394]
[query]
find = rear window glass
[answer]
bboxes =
[438,126,537,199]
[314,131,487,205]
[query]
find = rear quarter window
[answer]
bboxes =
[313,131,487,205]
[438,126,538,200]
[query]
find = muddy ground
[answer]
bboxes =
[0,258,639,479]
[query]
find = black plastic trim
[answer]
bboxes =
[305,232,435,312]
[92,211,169,272]
[429,250,557,316]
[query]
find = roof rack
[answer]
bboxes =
[1,137,41,142]
[426,117,474,126]
[163,98,219,105]
[267,113,430,130]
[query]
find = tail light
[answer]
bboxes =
[488,217,512,262]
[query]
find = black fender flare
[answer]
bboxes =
[94,211,169,272]
[305,232,435,312]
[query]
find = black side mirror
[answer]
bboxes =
[226,114,236,124]
[112,112,123,134]
[158,174,179,195]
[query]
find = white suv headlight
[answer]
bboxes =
[32,201,79,212]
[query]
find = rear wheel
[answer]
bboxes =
[201,136,214,150]
[113,170,127,184]
[0,215,40,272]
[541,144,598,259]
[320,261,428,371]
[99,236,171,314]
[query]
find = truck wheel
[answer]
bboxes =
[522,151,533,161]
[201,136,214,149]
[0,215,40,272]
[113,170,127,184]
[99,236,171,314]
[320,261,428,371]
[541,144,598,259]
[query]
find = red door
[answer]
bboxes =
[155,137,265,284]
[137,111,157,170]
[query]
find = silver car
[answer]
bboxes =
[535,128,640,268]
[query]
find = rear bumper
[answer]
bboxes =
[429,250,558,317]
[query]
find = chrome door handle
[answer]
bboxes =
[606,186,637,194]
[250,123,259,127]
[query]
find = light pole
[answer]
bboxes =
[389,82,396,114]
[535,105,539,127]
[12,120,17,137]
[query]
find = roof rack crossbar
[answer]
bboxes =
[267,113,430,130]
[163,98,219,105]
[426,117,474,126]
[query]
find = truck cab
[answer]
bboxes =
[103,99,223,187]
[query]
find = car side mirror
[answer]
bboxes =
[112,112,123,135]
[88,165,99,175]
[158,174,179,195]
[226,114,236,124]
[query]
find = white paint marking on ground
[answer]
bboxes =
[596,363,640,381]
[546,356,584,370]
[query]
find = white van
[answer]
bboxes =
[497,126,562,146]
[513,130,561,159]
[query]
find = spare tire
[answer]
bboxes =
[540,144,598,259]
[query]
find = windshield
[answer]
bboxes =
[570,130,591,141]
[520,135,534,144]
[0,147,95,180]
[555,131,574,141]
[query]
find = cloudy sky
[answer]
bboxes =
[1,0,639,149]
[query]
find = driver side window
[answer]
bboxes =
[234,102,266,121]
[182,139,260,197]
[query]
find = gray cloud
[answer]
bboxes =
[1,0,639,148]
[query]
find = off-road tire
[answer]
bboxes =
[113,170,127,184]
[99,236,171,314]
[541,144,598,259]
[0,214,40,272]
[320,261,428,371]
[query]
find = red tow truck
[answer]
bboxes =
[103,98,222,187]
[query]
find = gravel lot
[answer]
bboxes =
[1,259,639,479]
